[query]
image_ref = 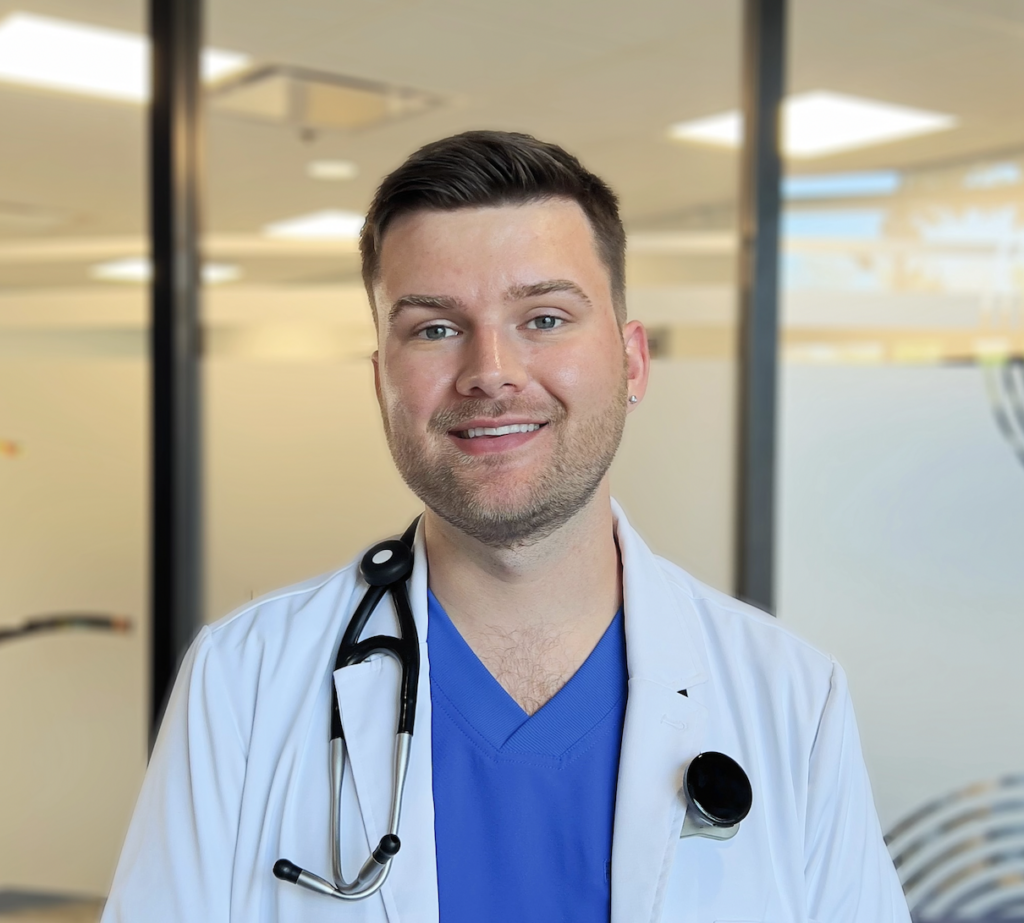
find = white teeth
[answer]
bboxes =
[462,423,541,439]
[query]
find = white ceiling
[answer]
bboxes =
[0,0,1023,289]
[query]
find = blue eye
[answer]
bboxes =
[420,324,455,340]
[528,315,562,330]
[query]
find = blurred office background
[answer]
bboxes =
[1,0,1023,918]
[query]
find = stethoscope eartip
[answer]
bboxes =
[273,858,301,883]
[373,834,402,863]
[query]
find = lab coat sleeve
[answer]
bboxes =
[102,626,247,923]
[803,659,911,923]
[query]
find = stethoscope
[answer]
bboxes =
[274,517,420,900]
[273,518,753,902]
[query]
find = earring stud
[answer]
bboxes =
[628,395,638,404]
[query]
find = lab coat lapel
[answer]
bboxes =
[333,519,439,923]
[611,504,710,923]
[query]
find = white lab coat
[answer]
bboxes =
[103,503,910,923]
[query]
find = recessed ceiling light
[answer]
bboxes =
[670,91,956,159]
[263,210,364,240]
[307,160,359,181]
[91,257,241,284]
[670,111,742,149]
[0,12,248,103]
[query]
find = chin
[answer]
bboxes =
[429,475,605,549]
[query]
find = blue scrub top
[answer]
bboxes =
[428,590,628,923]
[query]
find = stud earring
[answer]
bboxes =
[628,395,638,404]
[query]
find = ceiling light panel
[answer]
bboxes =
[670,111,742,149]
[263,211,364,240]
[308,160,359,181]
[786,93,956,158]
[91,257,241,284]
[670,91,956,159]
[0,12,249,103]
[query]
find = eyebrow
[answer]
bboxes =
[387,293,466,326]
[505,279,592,306]
[386,278,592,326]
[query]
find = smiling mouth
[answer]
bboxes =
[452,423,546,439]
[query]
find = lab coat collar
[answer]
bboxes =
[613,499,709,693]
[611,500,711,923]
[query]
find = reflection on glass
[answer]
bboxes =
[778,3,1024,887]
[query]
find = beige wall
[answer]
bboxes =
[0,283,736,895]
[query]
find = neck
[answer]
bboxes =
[424,483,621,714]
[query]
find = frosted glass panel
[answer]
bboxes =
[780,0,1024,872]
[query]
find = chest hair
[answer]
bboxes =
[472,623,580,716]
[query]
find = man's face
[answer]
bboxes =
[372,199,648,547]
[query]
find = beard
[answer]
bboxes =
[381,376,628,548]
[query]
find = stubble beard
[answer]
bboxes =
[382,379,628,548]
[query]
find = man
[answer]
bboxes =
[103,131,910,922]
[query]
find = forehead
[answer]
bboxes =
[375,200,610,302]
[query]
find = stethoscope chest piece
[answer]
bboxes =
[680,751,752,841]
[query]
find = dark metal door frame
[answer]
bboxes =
[149,0,204,740]
[735,0,787,613]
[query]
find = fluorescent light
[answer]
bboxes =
[670,110,742,149]
[91,258,149,281]
[263,210,365,240]
[203,49,250,84]
[786,93,955,157]
[201,263,243,284]
[670,91,956,159]
[91,257,241,284]
[784,171,901,200]
[0,12,249,103]
[307,160,359,181]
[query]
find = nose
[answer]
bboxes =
[455,326,528,399]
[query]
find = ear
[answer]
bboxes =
[371,350,383,408]
[623,320,650,411]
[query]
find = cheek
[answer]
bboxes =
[379,350,450,420]
[545,337,622,397]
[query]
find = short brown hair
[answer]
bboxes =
[360,130,626,324]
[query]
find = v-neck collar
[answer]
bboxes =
[427,589,627,758]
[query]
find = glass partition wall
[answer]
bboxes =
[777,1,1024,917]
[14,0,1023,911]
[202,0,743,619]
[0,0,149,901]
